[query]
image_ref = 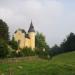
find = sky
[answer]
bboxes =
[0,0,75,47]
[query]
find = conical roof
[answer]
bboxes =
[28,21,35,32]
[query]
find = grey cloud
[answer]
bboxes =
[0,0,75,47]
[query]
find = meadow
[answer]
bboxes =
[0,51,75,75]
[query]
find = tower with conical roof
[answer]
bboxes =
[28,21,35,50]
[28,21,35,32]
[13,21,35,50]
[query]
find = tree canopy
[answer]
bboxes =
[50,32,75,56]
[0,19,9,42]
[35,32,50,50]
[60,32,75,52]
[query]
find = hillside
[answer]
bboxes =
[0,51,75,75]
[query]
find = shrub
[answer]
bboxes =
[35,48,49,59]
[0,39,9,58]
[21,47,35,56]
[8,50,23,58]
[9,37,18,50]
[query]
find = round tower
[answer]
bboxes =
[28,21,35,50]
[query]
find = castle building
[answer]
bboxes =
[13,21,35,50]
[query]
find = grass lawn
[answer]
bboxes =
[0,52,75,75]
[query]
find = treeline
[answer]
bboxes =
[0,19,75,59]
[50,32,75,56]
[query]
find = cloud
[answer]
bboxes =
[0,8,13,19]
[0,0,75,47]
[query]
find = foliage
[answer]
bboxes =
[21,47,35,56]
[35,32,50,50]
[50,45,61,56]
[0,19,9,42]
[0,39,9,58]
[60,32,75,52]
[8,51,16,58]
[9,37,18,50]
[35,32,50,59]
[50,32,75,56]
[35,48,50,59]
[35,32,46,49]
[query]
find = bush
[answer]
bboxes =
[8,50,24,58]
[21,47,35,56]
[0,39,9,58]
[8,47,35,58]
[9,37,18,50]
[35,48,49,59]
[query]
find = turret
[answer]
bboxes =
[28,21,35,50]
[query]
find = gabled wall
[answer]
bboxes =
[14,30,35,50]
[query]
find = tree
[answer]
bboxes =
[0,19,9,42]
[0,39,9,58]
[35,32,50,59]
[50,44,61,56]
[60,32,75,52]
[9,37,18,50]
[49,32,75,56]
[35,32,48,50]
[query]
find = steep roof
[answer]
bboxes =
[28,21,35,32]
[14,29,26,34]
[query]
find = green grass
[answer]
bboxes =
[0,52,75,75]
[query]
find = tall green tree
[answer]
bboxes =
[9,37,18,50]
[35,32,50,50]
[0,19,9,42]
[35,32,46,49]
[60,32,75,52]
